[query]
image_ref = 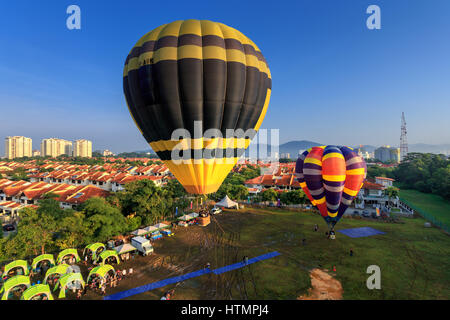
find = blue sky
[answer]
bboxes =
[0,0,449,155]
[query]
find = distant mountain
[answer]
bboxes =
[408,143,450,154]
[131,149,155,154]
[245,140,322,159]
[278,140,322,157]
[352,145,377,153]
[116,149,157,158]
[128,142,450,159]
[353,143,450,154]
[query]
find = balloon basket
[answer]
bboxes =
[198,215,210,227]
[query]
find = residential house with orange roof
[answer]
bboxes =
[375,176,395,188]
[60,184,110,209]
[353,179,409,215]
[111,175,167,192]
[0,201,28,224]
[244,174,301,194]
[0,178,111,215]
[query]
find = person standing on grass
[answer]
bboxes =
[314,224,318,232]
[350,248,353,257]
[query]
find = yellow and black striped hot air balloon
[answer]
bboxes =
[123,20,271,194]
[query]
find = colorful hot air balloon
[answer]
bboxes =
[295,146,367,230]
[123,20,271,194]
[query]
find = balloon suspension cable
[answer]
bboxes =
[327,221,336,233]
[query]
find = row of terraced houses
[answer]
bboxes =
[240,161,409,215]
[0,159,174,224]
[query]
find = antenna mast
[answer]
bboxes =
[400,112,408,161]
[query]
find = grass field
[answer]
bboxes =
[33,206,447,301]
[399,189,450,226]
[228,208,450,299]
[122,207,450,300]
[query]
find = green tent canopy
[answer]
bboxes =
[3,260,29,276]
[83,243,106,261]
[54,273,85,299]
[98,250,120,265]
[21,284,54,300]
[32,254,55,270]
[43,264,70,284]
[87,264,115,283]
[0,275,31,300]
[56,248,80,264]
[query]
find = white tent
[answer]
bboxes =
[114,243,137,255]
[131,228,148,236]
[143,225,158,233]
[215,195,239,209]
[178,214,192,221]
[153,223,169,230]
[67,265,81,274]
[187,212,199,219]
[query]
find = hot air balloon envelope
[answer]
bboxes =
[123,20,271,194]
[295,145,367,229]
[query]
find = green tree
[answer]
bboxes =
[229,184,249,200]
[55,210,90,250]
[13,198,61,255]
[429,165,450,199]
[367,165,395,180]
[125,215,142,232]
[115,179,174,225]
[386,186,399,206]
[394,153,449,199]
[10,167,29,181]
[79,197,128,242]
[280,189,306,205]
[163,179,187,198]
[261,189,278,203]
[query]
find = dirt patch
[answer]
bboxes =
[297,268,343,300]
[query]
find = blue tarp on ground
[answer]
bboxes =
[104,251,280,300]
[338,227,385,238]
[104,268,211,300]
[212,251,281,275]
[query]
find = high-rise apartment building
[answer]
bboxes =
[5,136,32,159]
[74,139,92,158]
[102,149,114,156]
[41,138,73,157]
[374,146,400,163]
